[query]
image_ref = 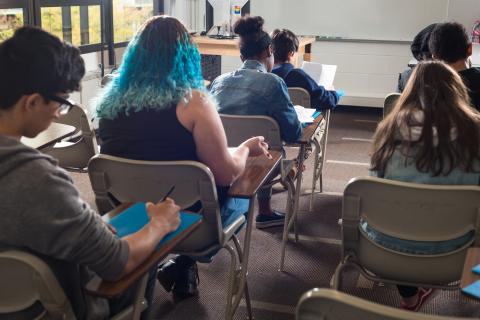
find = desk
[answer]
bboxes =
[193,36,315,66]
[21,123,76,150]
[461,247,480,294]
[86,203,202,298]
[280,115,324,271]
[226,150,282,318]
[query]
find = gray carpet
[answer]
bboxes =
[71,107,480,319]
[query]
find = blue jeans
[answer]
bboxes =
[360,220,473,255]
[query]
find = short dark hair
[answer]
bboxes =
[429,22,470,63]
[271,29,299,63]
[0,26,85,110]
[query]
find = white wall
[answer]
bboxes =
[77,0,480,111]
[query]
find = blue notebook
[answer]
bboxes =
[105,203,202,249]
[472,264,480,274]
[462,280,480,298]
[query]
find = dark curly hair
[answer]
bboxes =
[233,16,271,59]
[0,26,85,110]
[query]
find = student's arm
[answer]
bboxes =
[18,167,180,282]
[267,79,303,143]
[177,90,269,186]
[290,69,339,110]
[121,199,180,276]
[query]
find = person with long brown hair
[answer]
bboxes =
[368,60,480,311]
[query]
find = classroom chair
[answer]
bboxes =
[288,87,331,211]
[383,93,401,118]
[332,176,480,292]
[219,114,300,271]
[288,87,311,108]
[0,250,149,320]
[296,288,471,320]
[43,105,99,172]
[88,155,253,320]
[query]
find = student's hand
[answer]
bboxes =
[241,136,272,159]
[146,199,181,233]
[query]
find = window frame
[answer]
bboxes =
[34,0,104,54]
[0,0,32,26]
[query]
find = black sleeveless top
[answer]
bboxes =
[99,104,198,162]
[99,104,229,206]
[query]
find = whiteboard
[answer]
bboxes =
[251,0,449,41]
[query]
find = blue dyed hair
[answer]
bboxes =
[96,16,204,120]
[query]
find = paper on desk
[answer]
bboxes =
[294,105,316,123]
[302,61,337,88]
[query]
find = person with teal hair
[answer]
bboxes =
[97,15,269,299]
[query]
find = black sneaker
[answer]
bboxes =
[255,211,285,229]
[172,262,199,299]
[157,258,179,292]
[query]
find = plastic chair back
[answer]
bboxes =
[220,114,283,150]
[288,87,311,108]
[383,93,400,117]
[341,176,480,285]
[0,250,75,320]
[88,155,228,249]
[45,105,99,171]
[297,288,470,320]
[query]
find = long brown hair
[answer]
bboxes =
[371,60,480,176]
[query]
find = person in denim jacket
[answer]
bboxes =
[369,60,480,311]
[210,16,302,229]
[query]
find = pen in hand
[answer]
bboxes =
[160,186,175,202]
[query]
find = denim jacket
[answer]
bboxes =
[210,60,302,143]
[272,62,339,111]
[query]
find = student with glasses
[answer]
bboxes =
[0,26,180,319]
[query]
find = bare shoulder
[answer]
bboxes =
[189,90,217,109]
[177,90,219,130]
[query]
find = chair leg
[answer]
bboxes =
[279,177,295,272]
[232,236,253,320]
[224,244,239,320]
[332,255,351,291]
[132,273,149,320]
[309,139,321,212]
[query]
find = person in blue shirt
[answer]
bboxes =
[271,29,339,111]
[210,16,302,229]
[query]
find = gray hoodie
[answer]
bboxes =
[0,134,129,319]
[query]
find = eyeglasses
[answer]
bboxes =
[44,94,75,115]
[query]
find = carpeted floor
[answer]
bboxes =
[71,107,480,319]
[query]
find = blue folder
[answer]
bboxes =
[462,280,480,298]
[105,202,202,249]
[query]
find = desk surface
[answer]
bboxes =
[193,36,315,46]
[86,203,202,298]
[299,114,324,144]
[461,247,480,291]
[193,36,315,59]
[228,151,282,199]
[21,122,76,150]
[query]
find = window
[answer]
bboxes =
[35,1,103,53]
[0,0,29,43]
[113,0,154,43]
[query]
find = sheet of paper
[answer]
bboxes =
[294,105,316,123]
[301,61,337,88]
